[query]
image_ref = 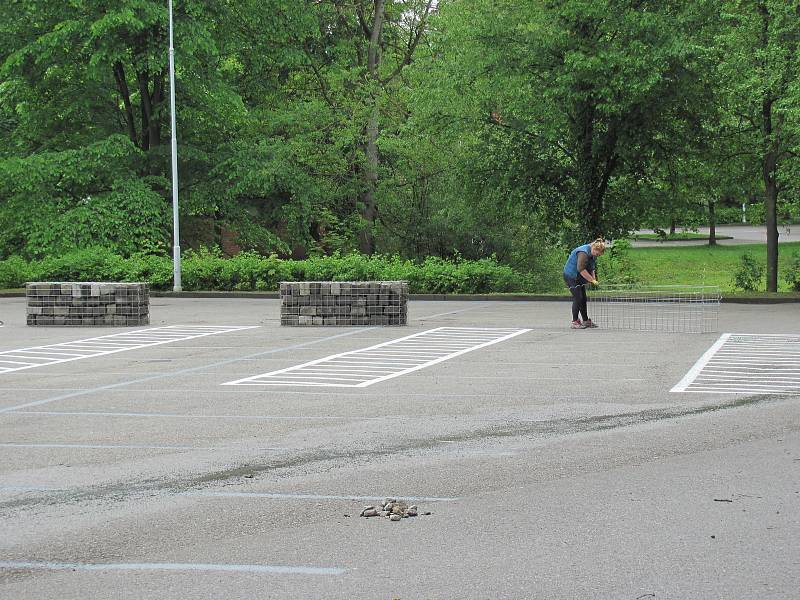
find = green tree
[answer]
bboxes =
[0,0,250,256]
[716,0,800,291]
[415,0,715,244]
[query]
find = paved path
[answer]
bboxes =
[633,224,799,247]
[0,298,798,599]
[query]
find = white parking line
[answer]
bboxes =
[0,486,68,493]
[5,410,362,421]
[0,327,377,414]
[0,443,288,451]
[671,333,800,394]
[193,492,458,502]
[0,326,259,374]
[223,327,531,388]
[0,561,344,576]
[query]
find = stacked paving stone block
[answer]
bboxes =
[280,281,408,326]
[26,282,150,326]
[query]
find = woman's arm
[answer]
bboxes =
[576,252,597,283]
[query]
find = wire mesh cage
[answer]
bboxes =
[588,284,720,333]
[26,282,150,326]
[280,281,408,326]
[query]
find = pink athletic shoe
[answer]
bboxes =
[583,319,598,328]
[570,320,585,329]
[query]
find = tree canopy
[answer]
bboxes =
[1,0,798,288]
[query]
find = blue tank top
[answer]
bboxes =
[563,244,595,278]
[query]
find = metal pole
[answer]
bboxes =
[169,0,182,291]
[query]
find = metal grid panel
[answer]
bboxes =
[589,285,720,333]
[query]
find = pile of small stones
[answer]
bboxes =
[360,498,428,521]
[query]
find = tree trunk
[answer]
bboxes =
[758,1,779,291]
[764,161,779,291]
[357,0,385,255]
[761,98,779,291]
[708,200,716,246]
[575,98,601,239]
[359,108,380,254]
[137,70,161,151]
[152,70,165,146]
[113,62,138,146]
[669,218,676,236]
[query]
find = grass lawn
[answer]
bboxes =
[628,241,800,292]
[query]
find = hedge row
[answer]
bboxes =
[0,248,553,294]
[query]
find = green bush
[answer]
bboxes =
[0,256,33,288]
[35,247,129,282]
[785,251,800,292]
[733,252,764,291]
[714,206,743,225]
[599,239,640,285]
[0,250,541,293]
[715,203,767,225]
[125,254,173,288]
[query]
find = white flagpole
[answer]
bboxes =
[168,0,182,291]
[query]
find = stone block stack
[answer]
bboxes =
[280,281,408,326]
[26,282,150,326]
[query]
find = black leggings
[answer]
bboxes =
[564,275,588,321]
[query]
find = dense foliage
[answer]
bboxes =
[1,1,799,289]
[0,248,560,294]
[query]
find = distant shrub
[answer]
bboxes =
[35,247,128,282]
[599,239,640,285]
[0,250,539,294]
[733,252,764,291]
[714,206,743,225]
[785,251,800,292]
[124,253,173,288]
[0,256,32,288]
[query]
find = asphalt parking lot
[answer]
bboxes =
[0,297,798,599]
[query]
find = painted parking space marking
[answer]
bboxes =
[0,561,344,576]
[223,327,531,388]
[0,327,375,414]
[7,410,361,421]
[671,333,800,394]
[193,491,459,502]
[0,442,288,451]
[0,326,258,374]
[0,486,68,493]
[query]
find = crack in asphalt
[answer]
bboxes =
[0,392,793,513]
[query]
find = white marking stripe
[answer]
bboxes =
[193,492,458,501]
[0,327,376,414]
[6,410,360,421]
[0,326,258,374]
[0,486,68,492]
[223,327,531,388]
[0,443,288,450]
[0,561,344,576]
[672,333,800,394]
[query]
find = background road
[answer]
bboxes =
[0,298,798,599]
[633,224,799,246]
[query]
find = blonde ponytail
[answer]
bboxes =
[590,238,606,254]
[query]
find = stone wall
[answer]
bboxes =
[280,281,408,326]
[26,282,150,326]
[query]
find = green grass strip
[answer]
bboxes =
[628,242,800,291]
